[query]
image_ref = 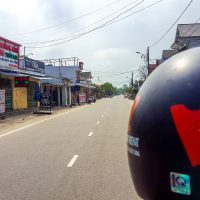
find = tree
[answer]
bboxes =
[138,65,148,80]
[91,83,103,98]
[101,82,115,96]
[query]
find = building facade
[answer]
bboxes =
[171,23,200,51]
[44,65,72,106]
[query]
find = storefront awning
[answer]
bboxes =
[70,82,91,88]
[30,76,52,80]
[40,78,64,86]
[0,71,29,77]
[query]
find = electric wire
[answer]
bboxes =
[6,0,122,37]
[26,0,165,49]
[102,0,163,29]
[23,0,141,45]
[26,0,145,48]
[149,0,194,48]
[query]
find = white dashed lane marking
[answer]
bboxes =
[88,132,94,137]
[67,155,79,167]
[97,121,100,125]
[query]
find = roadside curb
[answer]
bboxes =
[0,104,87,126]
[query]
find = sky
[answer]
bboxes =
[0,0,199,87]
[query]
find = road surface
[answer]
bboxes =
[0,96,141,200]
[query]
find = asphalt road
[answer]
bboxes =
[0,96,141,200]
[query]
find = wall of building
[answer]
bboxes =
[13,77,40,110]
[13,87,27,110]
[45,65,79,83]
[188,39,200,48]
[62,86,68,106]
[28,78,40,108]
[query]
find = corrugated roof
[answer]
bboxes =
[82,72,92,78]
[162,50,178,60]
[177,24,200,37]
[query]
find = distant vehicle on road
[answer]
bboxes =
[87,96,96,103]
[90,96,96,102]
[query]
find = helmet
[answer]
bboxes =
[128,47,200,200]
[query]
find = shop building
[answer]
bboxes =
[0,36,21,111]
[44,65,72,107]
[42,58,93,106]
[0,36,46,112]
[19,57,46,109]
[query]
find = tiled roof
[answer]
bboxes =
[149,64,157,71]
[177,24,200,38]
[162,50,178,60]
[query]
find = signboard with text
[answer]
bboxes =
[40,93,52,111]
[79,93,86,103]
[15,77,29,87]
[0,37,20,70]
[0,90,5,114]
[22,57,45,74]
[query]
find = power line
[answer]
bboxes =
[6,0,122,37]
[26,0,165,49]
[149,0,194,48]
[23,0,141,45]
[84,67,138,74]
[25,0,145,47]
[102,0,164,28]
[93,70,137,78]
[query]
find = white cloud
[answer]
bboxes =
[94,48,131,59]
[0,0,199,87]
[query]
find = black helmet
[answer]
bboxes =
[128,47,200,200]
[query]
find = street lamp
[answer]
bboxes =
[136,47,150,76]
[136,51,142,54]
[136,51,145,58]
[27,53,33,57]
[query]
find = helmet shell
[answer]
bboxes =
[128,47,200,200]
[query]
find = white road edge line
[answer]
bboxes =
[67,155,79,167]
[97,121,100,125]
[0,106,86,139]
[88,132,93,137]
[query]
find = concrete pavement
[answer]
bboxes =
[0,96,141,200]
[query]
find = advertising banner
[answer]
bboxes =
[40,93,52,111]
[0,37,20,70]
[15,77,29,87]
[23,57,45,74]
[0,90,5,114]
[79,93,86,103]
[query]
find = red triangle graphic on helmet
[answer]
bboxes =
[171,105,200,167]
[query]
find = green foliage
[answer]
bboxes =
[116,84,129,95]
[92,82,141,98]
[92,82,117,97]
[101,82,116,95]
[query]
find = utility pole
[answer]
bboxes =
[147,46,150,76]
[131,71,134,88]
[59,58,61,78]
[23,46,26,58]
